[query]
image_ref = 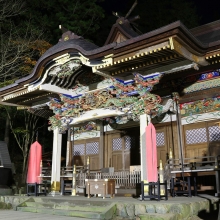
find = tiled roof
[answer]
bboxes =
[190,20,220,45]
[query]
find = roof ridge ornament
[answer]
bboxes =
[125,0,138,19]
[112,0,140,26]
[105,0,141,44]
[59,25,82,42]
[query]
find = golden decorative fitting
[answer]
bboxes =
[64,35,69,41]
[159,160,163,170]
[143,180,148,193]
[71,189,76,196]
[169,148,173,159]
[51,181,60,191]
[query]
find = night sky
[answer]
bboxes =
[193,0,220,25]
[100,0,220,26]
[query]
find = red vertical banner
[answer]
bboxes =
[26,141,42,183]
[145,123,158,182]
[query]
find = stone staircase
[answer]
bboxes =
[138,213,179,220]
[16,197,116,219]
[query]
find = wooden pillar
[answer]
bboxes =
[99,120,104,169]
[72,127,74,166]
[66,128,73,167]
[71,165,76,196]
[51,127,62,196]
[175,101,185,161]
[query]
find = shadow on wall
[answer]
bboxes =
[209,141,220,158]
[73,153,84,166]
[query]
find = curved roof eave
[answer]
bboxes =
[0,41,116,92]
[114,20,209,50]
[0,20,212,93]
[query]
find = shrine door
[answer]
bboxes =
[106,125,174,171]
[106,132,138,171]
[72,138,100,170]
[155,126,168,166]
[155,123,178,166]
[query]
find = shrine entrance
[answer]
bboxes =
[105,127,140,172]
[73,137,100,171]
[71,123,177,173]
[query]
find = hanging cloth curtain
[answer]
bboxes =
[26,141,42,184]
[145,122,158,182]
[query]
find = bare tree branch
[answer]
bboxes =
[0,2,44,82]
[0,0,25,21]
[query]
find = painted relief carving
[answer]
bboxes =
[48,72,166,131]
[184,77,220,94]
[180,96,220,117]
[48,59,81,78]
[71,83,89,94]
[74,122,97,134]
[47,69,220,131]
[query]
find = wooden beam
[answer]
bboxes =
[169,37,209,66]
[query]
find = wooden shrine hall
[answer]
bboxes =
[1,8,220,196]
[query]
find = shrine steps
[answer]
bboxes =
[16,197,116,219]
[2,194,219,219]
[138,213,179,220]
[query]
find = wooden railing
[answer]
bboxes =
[166,155,216,171]
[76,171,141,188]
[41,167,141,188]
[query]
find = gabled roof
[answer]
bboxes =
[190,20,220,45]
[104,17,140,45]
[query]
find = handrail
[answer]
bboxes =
[166,155,219,172]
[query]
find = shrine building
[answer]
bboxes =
[1,12,220,195]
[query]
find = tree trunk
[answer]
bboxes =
[4,116,10,147]
[22,154,28,184]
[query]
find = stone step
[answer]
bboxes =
[138,213,179,220]
[17,207,103,219]
[25,201,109,212]
[32,197,113,206]
[16,199,116,219]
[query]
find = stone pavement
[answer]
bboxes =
[0,210,91,220]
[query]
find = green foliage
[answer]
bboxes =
[13,127,29,134]
[0,79,15,88]
[23,0,105,44]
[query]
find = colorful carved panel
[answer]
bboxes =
[180,96,220,117]
[48,72,164,131]
[48,59,81,78]
[74,122,97,134]
[183,77,220,94]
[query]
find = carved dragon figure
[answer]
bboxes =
[133,72,161,90]
[104,96,138,108]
